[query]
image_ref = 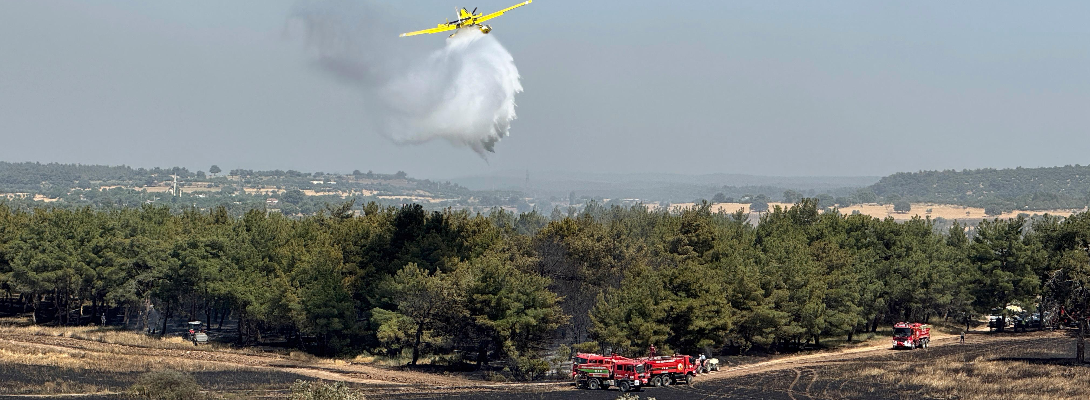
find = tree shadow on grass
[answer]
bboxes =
[991,357,1087,366]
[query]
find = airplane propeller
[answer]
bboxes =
[472,7,478,14]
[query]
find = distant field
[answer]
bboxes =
[2,193,59,202]
[669,202,1085,221]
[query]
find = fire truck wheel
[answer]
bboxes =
[650,376,662,387]
[588,378,601,390]
[685,374,694,385]
[620,381,632,392]
[662,376,672,386]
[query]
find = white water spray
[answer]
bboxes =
[291,2,523,156]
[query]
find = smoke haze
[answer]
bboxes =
[291,1,522,156]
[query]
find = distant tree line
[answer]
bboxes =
[0,162,198,192]
[0,162,476,198]
[4,198,1090,378]
[871,165,1090,214]
[0,162,533,216]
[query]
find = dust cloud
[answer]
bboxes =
[290,1,522,156]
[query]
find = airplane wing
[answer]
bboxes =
[475,0,531,24]
[399,24,457,37]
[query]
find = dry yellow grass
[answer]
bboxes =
[0,317,279,358]
[835,203,1083,221]
[875,354,1089,400]
[0,320,278,395]
[0,323,211,351]
[0,339,239,373]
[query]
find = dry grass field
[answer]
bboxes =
[0,319,310,396]
[2,315,1084,399]
[401,330,1086,400]
[866,351,1089,400]
[0,316,492,398]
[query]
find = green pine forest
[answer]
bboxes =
[4,197,1090,378]
[870,164,1090,214]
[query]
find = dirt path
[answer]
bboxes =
[658,330,1072,400]
[702,328,1046,381]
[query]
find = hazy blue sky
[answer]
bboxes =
[1,1,1087,179]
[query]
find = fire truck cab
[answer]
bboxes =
[892,322,931,350]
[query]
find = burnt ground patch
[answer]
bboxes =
[663,363,918,400]
[379,332,1078,400]
[191,370,317,391]
[0,363,312,397]
[0,363,131,393]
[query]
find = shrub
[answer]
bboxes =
[289,351,316,362]
[513,354,550,380]
[128,371,201,400]
[984,205,1004,216]
[750,200,769,213]
[290,380,365,400]
[893,201,911,213]
[483,371,510,382]
[552,344,572,377]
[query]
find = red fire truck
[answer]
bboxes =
[892,322,931,349]
[642,355,698,386]
[572,354,648,392]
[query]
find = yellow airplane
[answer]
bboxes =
[399,1,531,37]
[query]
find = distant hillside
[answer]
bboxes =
[0,162,528,215]
[870,165,1090,214]
[10,162,1090,217]
[453,171,880,203]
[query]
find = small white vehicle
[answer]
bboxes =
[699,358,720,373]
